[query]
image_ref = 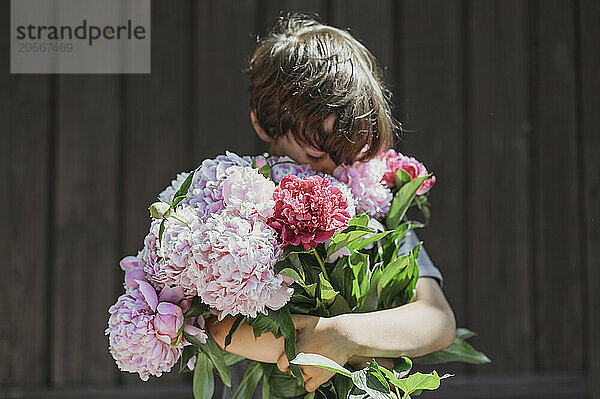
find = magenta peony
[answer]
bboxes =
[189,212,291,320]
[381,149,436,195]
[105,280,206,381]
[333,158,392,219]
[268,175,351,250]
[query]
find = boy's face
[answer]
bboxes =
[251,111,338,174]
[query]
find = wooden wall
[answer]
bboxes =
[1,0,598,398]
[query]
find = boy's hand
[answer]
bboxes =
[276,314,353,392]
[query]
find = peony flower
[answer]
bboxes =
[158,152,253,220]
[268,175,351,250]
[189,212,291,320]
[267,156,316,183]
[381,149,436,195]
[142,207,202,297]
[119,256,147,290]
[105,280,206,381]
[333,158,392,219]
[221,165,276,220]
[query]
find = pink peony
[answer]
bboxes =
[333,158,392,219]
[142,207,202,297]
[381,149,436,195]
[120,256,147,290]
[268,175,351,250]
[221,166,276,220]
[105,280,206,381]
[189,212,291,319]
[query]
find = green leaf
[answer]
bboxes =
[351,369,392,399]
[457,328,478,340]
[246,307,301,381]
[180,345,198,373]
[224,315,245,349]
[279,267,305,285]
[319,273,339,304]
[367,360,388,389]
[174,170,196,199]
[199,335,232,387]
[395,169,412,187]
[386,175,429,229]
[263,364,307,397]
[222,352,244,366]
[290,353,352,378]
[262,363,274,399]
[393,357,413,378]
[347,231,393,252]
[193,352,214,399]
[232,362,264,399]
[171,194,187,209]
[349,214,370,227]
[326,230,370,258]
[414,329,491,365]
[258,163,272,179]
[332,373,354,399]
[183,298,209,317]
[389,371,442,397]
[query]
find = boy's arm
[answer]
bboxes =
[332,277,456,358]
[209,277,455,375]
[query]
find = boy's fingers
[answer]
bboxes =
[276,352,290,373]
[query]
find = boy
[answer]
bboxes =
[208,12,456,394]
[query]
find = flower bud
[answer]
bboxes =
[149,202,170,219]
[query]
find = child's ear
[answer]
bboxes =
[250,109,273,143]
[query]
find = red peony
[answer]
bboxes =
[268,175,351,250]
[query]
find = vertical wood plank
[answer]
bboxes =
[122,0,192,386]
[398,0,466,376]
[51,76,121,385]
[399,0,466,329]
[466,0,534,373]
[532,0,583,372]
[579,0,600,396]
[193,0,263,161]
[0,8,51,384]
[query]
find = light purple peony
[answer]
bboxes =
[158,152,253,220]
[105,280,206,381]
[267,155,317,183]
[142,207,202,297]
[189,212,292,320]
[221,165,276,220]
[333,157,393,219]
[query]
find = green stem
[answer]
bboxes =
[170,214,190,226]
[312,248,329,281]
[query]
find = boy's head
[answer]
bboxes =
[245,12,400,173]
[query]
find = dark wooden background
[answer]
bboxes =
[1,0,598,398]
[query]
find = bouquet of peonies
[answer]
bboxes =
[106,150,488,399]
